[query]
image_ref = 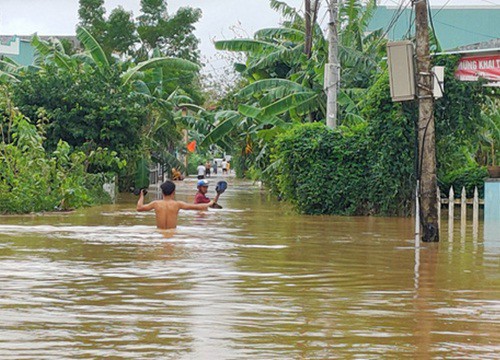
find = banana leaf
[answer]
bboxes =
[134,157,150,190]
[76,27,110,71]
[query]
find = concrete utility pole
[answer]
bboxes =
[325,0,339,129]
[415,0,439,242]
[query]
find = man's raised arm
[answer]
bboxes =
[179,200,214,211]
[137,190,156,212]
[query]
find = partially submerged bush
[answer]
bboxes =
[270,121,415,216]
[439,165,488,199]
[0,110,112,214]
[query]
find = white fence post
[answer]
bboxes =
[448,187,454,240]
[437,187,441,232]
[460,187,467,239]
[102,175,117,203]
[473,186,479,240]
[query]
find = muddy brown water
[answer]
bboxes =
[0,177,499,359]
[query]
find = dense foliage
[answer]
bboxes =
[205,0,387,180]
[78,0,202,64]
[1,0,497,218]
[12,65,146,165]
[0,102,112,213]
[271,72,415,216]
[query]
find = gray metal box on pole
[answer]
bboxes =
[387,41,416,102]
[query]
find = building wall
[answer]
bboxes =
[1,35,78,66]
[368,6,500,50]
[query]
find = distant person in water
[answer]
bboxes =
[171,167,183,181]
[137,180,214,229]
[197,162,206,180]
[194,179,220,208]
[221,158,228,175]
[212,159,218,175]
[205,160,211,177]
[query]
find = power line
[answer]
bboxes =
[371,0,413,50]
[428,0,441,53]
[435,20,499,39]
[478,0,500,6]
[434,0,454,17]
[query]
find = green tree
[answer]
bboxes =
[78,0,137,56]
[0,88,115,213]
[78,0,107,43]
[137,0,202,63]
[10,28,198,188]
[204,0,385,177]
[104,6,138,55]
[12,63,147,168]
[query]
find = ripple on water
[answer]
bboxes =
[0,189,499,359]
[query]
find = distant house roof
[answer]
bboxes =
[368,6,500,50]
[0,35,79,46]
[457,38,500,52]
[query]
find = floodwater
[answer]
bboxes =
[0,177,499,359]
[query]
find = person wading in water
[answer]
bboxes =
[137,181,214,229]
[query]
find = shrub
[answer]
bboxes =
[439,165,488,198]
[271,120,415,216]
[269,69,418,216]
[0,110,111,214]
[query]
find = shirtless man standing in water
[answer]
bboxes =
[137,181,214,229]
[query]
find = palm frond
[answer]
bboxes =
[238,78,309,98]
[178,103,205,113]
[246,44,304,73]
[260,92,318,117]
[270,0,301,22]
[200,112,243,147]
[0,69,19,83]
[76,27,110,71]
[0,60,20,75]
[0,57,21,67]
[132,80,152,96]
[238,104,262,118]
[215,39,279,53]
[31,34,73,71]
[254,27,305,42]
[122,57,199,85]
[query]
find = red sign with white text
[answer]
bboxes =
[455,54,500,82]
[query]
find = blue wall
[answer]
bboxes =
[368,6,500,50]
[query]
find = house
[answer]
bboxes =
[368,5,500,50]
[369,5,500,85]
[0,35,79,66]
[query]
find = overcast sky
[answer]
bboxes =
[0,0,304,60]
[0,0,496,68]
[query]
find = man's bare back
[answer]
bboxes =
[136,181,213,229]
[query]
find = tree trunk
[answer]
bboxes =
[304,0,312,58]
[304,0,320,59]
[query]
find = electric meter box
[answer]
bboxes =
[387,41,416,102]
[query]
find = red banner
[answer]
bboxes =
[455,54,500,82]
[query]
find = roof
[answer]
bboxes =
[368,5,500,50]
[0,35,79,47]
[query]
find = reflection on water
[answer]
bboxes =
[0,178,499,359]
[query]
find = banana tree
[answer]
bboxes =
[29,28,201,184]
[477,96,500,166]
[205,0,385,176]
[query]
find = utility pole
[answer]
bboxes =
[415,0,439,242]
[325,0,339,129]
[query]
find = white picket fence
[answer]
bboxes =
[438,186,483,239]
